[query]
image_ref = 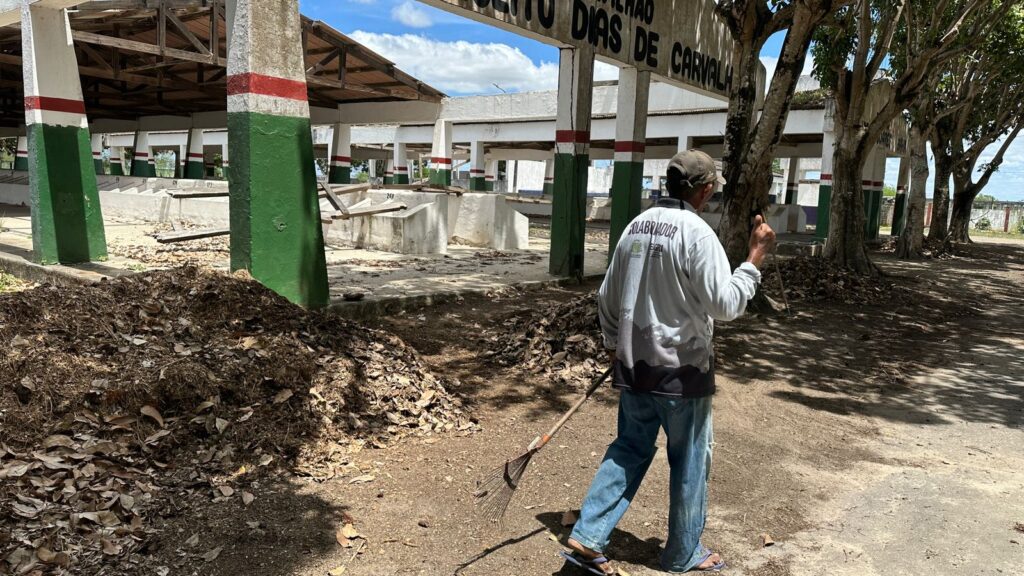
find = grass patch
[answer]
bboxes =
[0,269,25,293]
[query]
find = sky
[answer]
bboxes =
[302,0,1023,201]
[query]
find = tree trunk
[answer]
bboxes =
[948,171,976,243]
[824,144,877,274]
[897,124,929,258]
[927,146,953,241]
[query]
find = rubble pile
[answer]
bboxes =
[765,256,909,304]
[0,267,473,574]
[486,293,605,387]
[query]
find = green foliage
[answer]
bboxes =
[1018,219,1024,235]
[791,88,828,108]
[772,158,782,173]
[314,157,329,177]
[976,193,997,203]
[976,216,992,230]
[356,171,369,183]
[154,150,177,178]
[883,185,897,197]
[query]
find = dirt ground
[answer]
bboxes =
[132,238,1023,576]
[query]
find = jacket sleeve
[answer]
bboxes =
[597,250,621,350]
[686,233,761,321]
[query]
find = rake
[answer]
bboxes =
[474,367,613,523]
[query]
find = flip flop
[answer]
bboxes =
[692,550,727,572]
[559,550,617,575]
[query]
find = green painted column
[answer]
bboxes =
[785,157,801,205]
[108,148,124,175]
[609,67,650,258]
[21,4,107,264]
[185,127,205,179]
[13,136,28,171]
[429,120,453,187]
[226,0,329,308]
[468,141,486,191]
[383,159,394,185]
[892,157,909,236]
[329,123,351,184]
[542,158,554,196]
[392,142,410,184]
[815,129,835,240]
[550,46,594,277]
[130,131,155,177]
[91,133,104,174]
[484,160,496,192]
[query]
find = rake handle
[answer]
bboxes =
[528,367,613,452]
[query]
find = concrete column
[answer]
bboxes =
[383,158,394,185]
[543,158,555,196]
[91,133,104,174]
[329,123,351,184]
[109,146,124,175]
[393,142,410,184]
[892,156,910,236]
[550,46,594,277]
[863,148,884,240]
[609,67,650,255]
[131,131,154,176]
[14,136,28,171]
[225,0,329,308]
[219,144,229,180]
[785,158,800,205]
[469,141,486,191]
[815,126,835,240]
[484,159,496,192]
[21,3,107,263]
[185,128,205,179]
[429,119,453,186]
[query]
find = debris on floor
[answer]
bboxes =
[0,266,476,575]
[485,293,604,387]
[764,255,913,305]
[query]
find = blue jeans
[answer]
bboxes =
[569,389,714,572]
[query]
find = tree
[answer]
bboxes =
[944,7,1024,242]
[715,0,852,268]
[896,116,930,258]
[813,0,1004,274]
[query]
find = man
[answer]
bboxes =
[562,150,776,574]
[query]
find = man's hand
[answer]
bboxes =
[746,215,776,268]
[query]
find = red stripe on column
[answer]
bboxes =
[556,130,591,144]
[394,166,408,171]
[134,152,149,158]
[469,169,484,174]
[614,141,646,153]
[24,96,86,114]
[227,73,308,101]
[331,155,352,162]
[188,153,204,159]
[820,174,833,182]
[430,157,452,165]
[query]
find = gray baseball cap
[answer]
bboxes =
[667,150,725,186]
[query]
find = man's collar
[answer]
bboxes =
[655,197,696,212]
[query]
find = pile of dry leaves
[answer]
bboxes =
[764,255,911,305]
[485,293,605,387]
[0,266,474,575]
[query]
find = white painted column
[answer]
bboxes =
[816,124,835,239]
[131,130,153,176]
[429,119,453,186]
[14,136,28,170]
[484,159,497,192]
[543,157,555,196]
[90,133,104,174]
[786,158,801,205]
[469,140,486,192]
[329,123,352,184]
[185,127,205,179]
[392,142,409,184]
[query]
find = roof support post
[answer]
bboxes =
[91,132,104,174]
[815,122,835,240]
[468,140,486,192]
[225,0,329,308]
[609,66,650,258]
[429,119,452,186]
[484,159,496,192]
[185,126,205,179]
[785,158,800,205]
[892,156,909,237]
[393,142,409,184]
[550,46,594,278]
[131,131,155,176]
[22,3,107,264]
[863,148,885,241]
[109,146,124,175]
[543,157,554,196]
[329,123,351,184]
[14,136,28,171]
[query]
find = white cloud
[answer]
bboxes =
[351,31,620,95]
[391,1,433,28]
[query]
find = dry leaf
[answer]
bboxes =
[328,567,347,576]
[202,546,223,562]
[185,534,200,548]
[215,418,229,433]
[340,524,360,540]
[258,454,274,466]
[273,389,294,404]
[218,485,235,497]
[144,429,171,444]
[349,474,375,484]
[242,491,255,506]
[101,539,122,556]
[141,405,165,428]
[761,533,775,547]
[41,435,75,449]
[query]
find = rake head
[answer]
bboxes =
[473,448,537,523]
